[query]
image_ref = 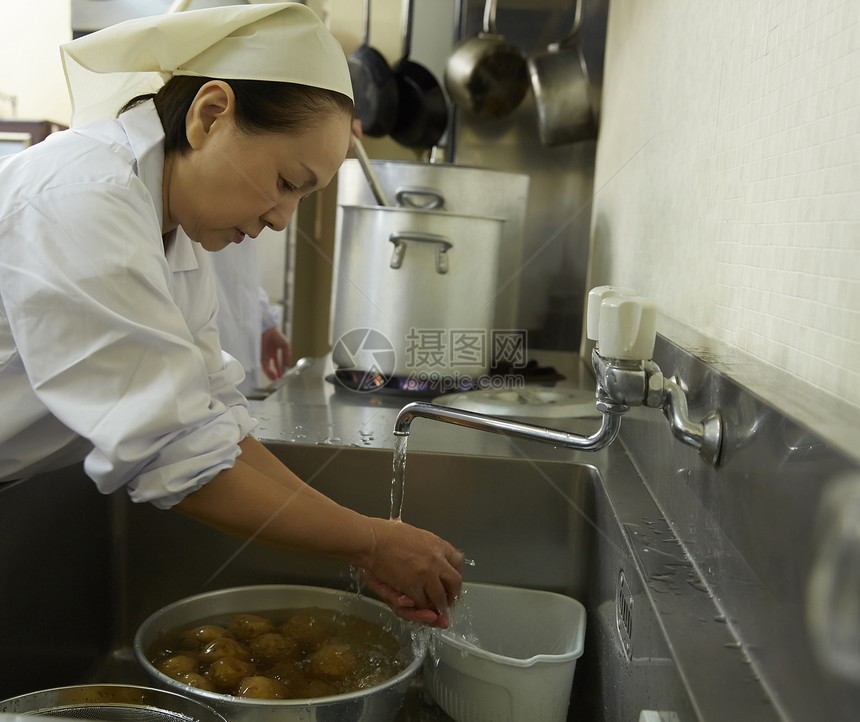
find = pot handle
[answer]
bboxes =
[482,0,498,35]
[556,0,584,50]
[395,187,445,210]
[389,231,452,274]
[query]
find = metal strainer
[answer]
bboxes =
[0,685,226,722]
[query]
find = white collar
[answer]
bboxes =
[119,101,199,274]
[163,229,200,273]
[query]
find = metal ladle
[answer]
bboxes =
[352,134,389,207]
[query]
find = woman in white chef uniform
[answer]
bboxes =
[0,3,461,627]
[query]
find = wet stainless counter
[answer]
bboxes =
[248,352,600,461]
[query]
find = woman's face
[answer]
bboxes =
[167,84,351,252]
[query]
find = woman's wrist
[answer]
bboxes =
[350,514,379,571]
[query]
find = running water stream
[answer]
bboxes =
[388,433,479,650]
[389,434,408,521]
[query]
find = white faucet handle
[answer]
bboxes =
[598,294,657,360]
[586,285,638,341]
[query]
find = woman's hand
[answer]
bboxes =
[177,438,463,628]
[357,517,464,628]
[361,571,450,627]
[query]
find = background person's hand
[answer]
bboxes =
[260,326,291,380]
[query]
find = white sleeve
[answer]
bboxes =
[258,285,278,332]
[0,180,252,509]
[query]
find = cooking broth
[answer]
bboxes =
[148,606,406,699]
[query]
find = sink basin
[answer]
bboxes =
[0,443,701,720]
[116,445,599,629]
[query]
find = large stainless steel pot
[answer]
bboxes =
[336,159,529,330]
[330,205,504,380]
[134,585,425,722]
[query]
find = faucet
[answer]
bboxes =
[394,392,624,451]
[394,286,723,465]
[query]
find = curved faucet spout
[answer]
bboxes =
[393,401,623,452]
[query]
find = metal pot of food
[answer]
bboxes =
[444,0,529,119]
[0,684,226,722]
[527,0,597,146]
[336,159,529,330]
[133,585,426,722]
[330,205,505,380]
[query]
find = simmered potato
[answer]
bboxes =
[178,672,217,692]
[236,675,288,699]
[228,613,273,641]
[249,632,298,663]
[280,614,326,651]
[200,637,250,663]
[180,625,228,648]
[156,654,198,679]
[307,643,356,679]
[205,656,255,690]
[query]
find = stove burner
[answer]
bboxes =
[327,361,564,397]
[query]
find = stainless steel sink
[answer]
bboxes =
[0,442,706,720]
[3,343,854,720]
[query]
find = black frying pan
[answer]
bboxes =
[389,0,448,150]
[348,0,399,137]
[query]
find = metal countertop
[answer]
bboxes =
[248,352,605,463]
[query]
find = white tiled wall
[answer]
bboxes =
[590,0,860,408]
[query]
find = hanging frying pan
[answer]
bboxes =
[389,0,448,150]
[347,0,399,137]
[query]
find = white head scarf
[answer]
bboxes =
[61,2,353,127]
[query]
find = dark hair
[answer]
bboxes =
[119,76,354,155]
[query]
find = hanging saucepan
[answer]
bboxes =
[527,0,597,146]
[444,0,529,119]
[348,0,399,137]
[389,0,448,150]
